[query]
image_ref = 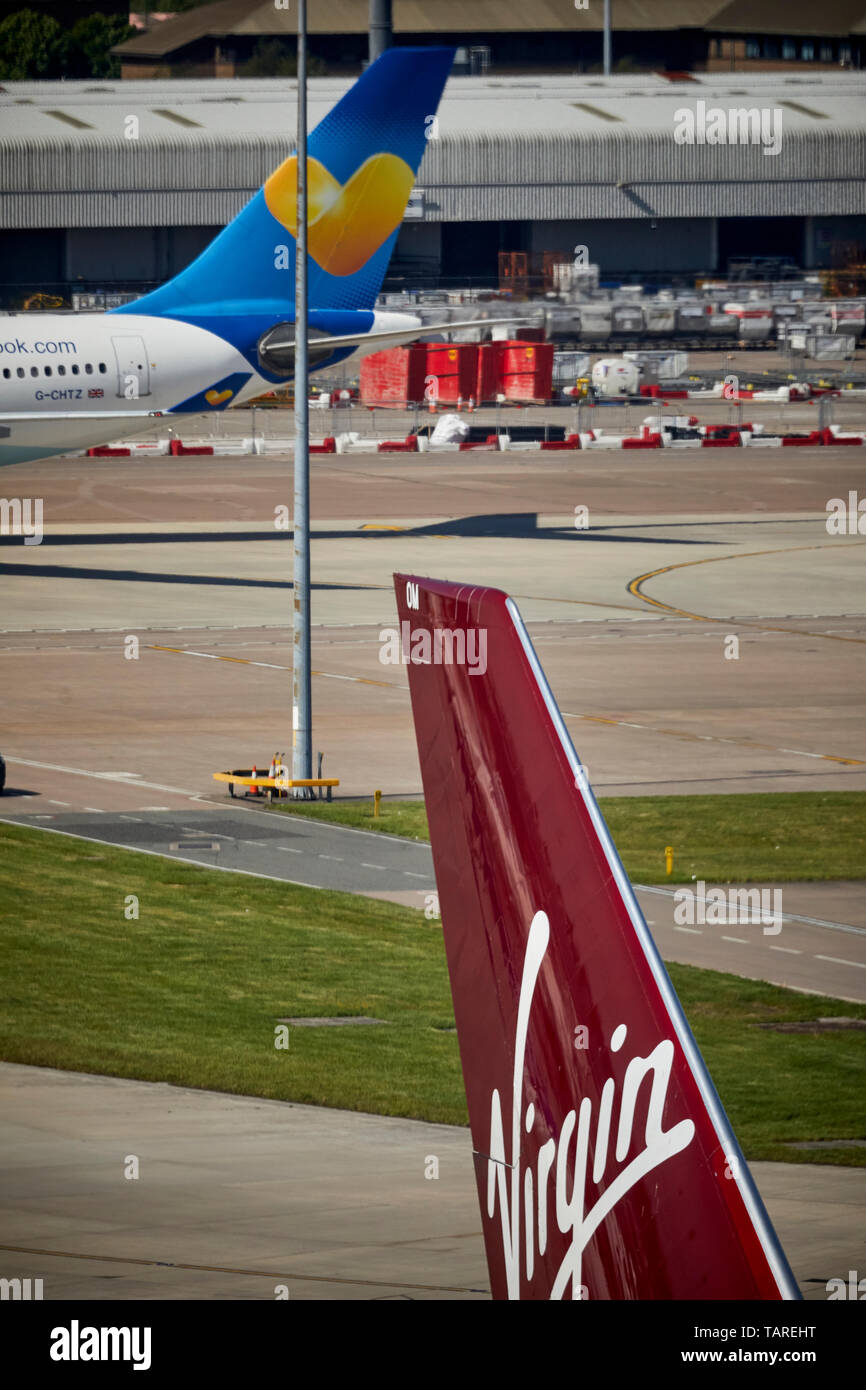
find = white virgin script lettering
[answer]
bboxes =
[485,910,695,1299]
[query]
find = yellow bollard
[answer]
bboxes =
[665,845,674,877]
[374,789,382,818]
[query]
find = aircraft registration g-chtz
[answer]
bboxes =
[0,46,484,468]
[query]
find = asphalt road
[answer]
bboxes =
[3,803,864,1002]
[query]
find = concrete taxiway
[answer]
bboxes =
[1,441,863,1302]
[1,444,865,799]
[0,1062,861,1301]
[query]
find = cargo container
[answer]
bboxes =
[722,303,774,340]
[544,305,583,338]
[623,350,688,382]
[475,341,505,402]
[675,304,709,336]
[611,304,644,334]
[707,306,734,334]
[424,343,478,402]
[799,304,832,330]
[578,305,611,339]
[644,304,676,335]
[808,334,856,360]
[360,345,427,405]
[500,342,554,401]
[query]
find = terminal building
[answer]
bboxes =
[0,69,864,305]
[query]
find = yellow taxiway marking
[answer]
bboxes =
[513,593,646,613]
[627,542,866,644]
[149,643,864,767]
[147,644,401,690]
[562,711,865,766]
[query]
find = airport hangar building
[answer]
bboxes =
[0,68,864,305]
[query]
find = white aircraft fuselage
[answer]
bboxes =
[0,309,423,467]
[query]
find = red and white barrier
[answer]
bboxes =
[378,435,420,452]
[825,425,865,445]
[81,406,866,461]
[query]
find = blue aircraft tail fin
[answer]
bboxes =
[117,47,454,321]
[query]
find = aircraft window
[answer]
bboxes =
[71,363,79,375]
[57,364,66,375]
[2,367,9,379]
[30,366,38,376]
[85,363,93,374]
[98,362,107,374]
[44,366,52,376]
[17,367,24,378]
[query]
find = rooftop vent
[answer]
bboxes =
[779,100,830,120]
[571,102,623,122]
[153,108,203,128]
[44,110,95,129]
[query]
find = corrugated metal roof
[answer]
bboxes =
[1,73,863,229]
[3,70,864,139]
[114,0,732,57]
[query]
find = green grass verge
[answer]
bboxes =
[1,823,864,1165]
[270,791,866,884]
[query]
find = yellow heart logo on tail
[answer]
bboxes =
[264,152,414,278]
[206,388,233,405]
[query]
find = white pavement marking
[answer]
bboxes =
[47,800,69,806]
[770,946,801,954]
[277,846,302,853]
[673,926,702,935]
[138,648,866,768]
[722,936,750,944]
[319,855,343,862]
[5,757,199,798]
[83,807,105,814]
[150,643,400,689]
[362,863,386,870]
[0,817,325,892]
[232,806,427,846]
[636,883,866,938]
[815,955,866,970]
[560,715,864,769]
[156,647,288,672]
[404,871,429,879]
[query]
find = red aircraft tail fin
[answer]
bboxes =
[393,572,799,1301]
